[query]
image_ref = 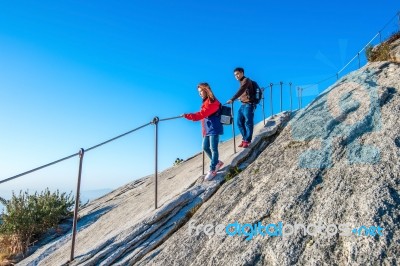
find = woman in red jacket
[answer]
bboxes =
[183,82,224,181]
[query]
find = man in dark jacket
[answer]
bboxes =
[227,67,255,148]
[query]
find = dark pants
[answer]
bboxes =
[237,104,255,142]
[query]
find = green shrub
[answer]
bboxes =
[0,196,7,206]
[366,31,400,62]
[0,188,74,255]
[173,158,184,166]
[366,42,391,62]
[225,166,242,182]
[386,31,400,44]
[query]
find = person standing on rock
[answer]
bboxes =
[226,67,255,148]
[182,82,224,181]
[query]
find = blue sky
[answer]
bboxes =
[0,1,399,200]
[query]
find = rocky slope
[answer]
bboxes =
[137,61,400,265]
[17,111,290,265]
[17,61,400,265]
[388,34,400,62]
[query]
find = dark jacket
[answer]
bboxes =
[230,76,253,103]
[184,98,223,137]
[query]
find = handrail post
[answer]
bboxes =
[297,87,301,109]
[202,150,205,175]
[231,102,236,154]
[269,83,273,117]
[262,88,265,125]
[70,148,85,262]
[398,11,400,32]
[280,81,283,113]
[300,88,303,108]
[152,116,159,209]
[289,82,292,113]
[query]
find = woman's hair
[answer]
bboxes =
[198,82,216,102]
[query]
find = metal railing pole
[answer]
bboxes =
[280,81,283,112]
[231,102,236,154]
[300,88,303,108]
[289,82,292,112]
[202,150,205,175]
[152,117,159,209]
[269,83,273,116]
[262,88,265,125]
[398,11,400,31]
[297,87,301,109]
[70,148,85,262]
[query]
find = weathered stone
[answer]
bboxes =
[17,112,289,266]
[137,62,400,266]
[389,38,400,62]
[18,59,400,266]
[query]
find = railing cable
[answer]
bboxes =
[0,153,79,185]
[159,116,183,122]
[1,122,153,184]
[85,122,152,153]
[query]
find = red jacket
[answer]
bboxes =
[184,98,223,136]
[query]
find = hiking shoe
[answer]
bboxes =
[242,141,250,148]
[204,171,217,181]
[215,161,224,171]
[238,141,244,147]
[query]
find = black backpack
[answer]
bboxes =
[248,79,262,105]
[220,105,232,125]
[208,103,232,125]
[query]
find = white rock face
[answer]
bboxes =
[136,62,400,265]
[17,59,400,265]
[17,111,290,266]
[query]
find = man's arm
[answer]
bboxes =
[227,78,251,103]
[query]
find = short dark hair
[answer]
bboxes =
[233,67,244,74]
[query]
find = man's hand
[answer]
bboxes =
[226,99,233,104]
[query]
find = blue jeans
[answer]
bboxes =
[237,104,255,142]
[203,135,219,171]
